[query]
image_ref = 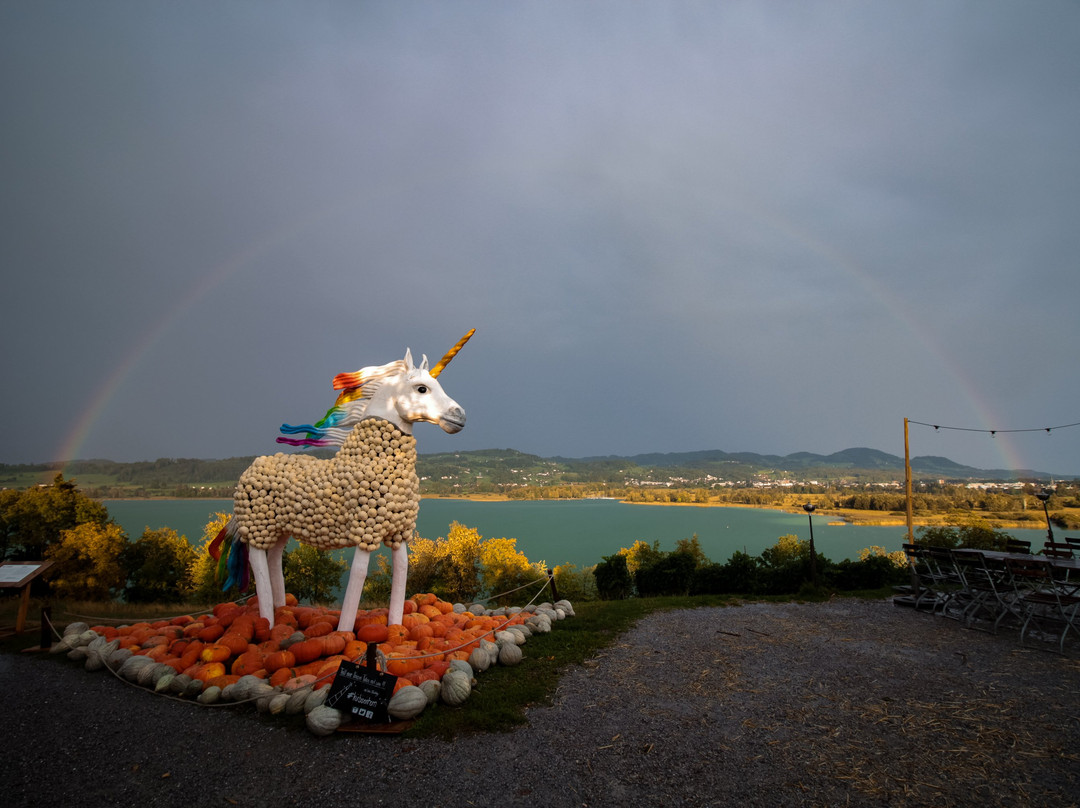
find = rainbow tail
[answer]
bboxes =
[208,520,250,592]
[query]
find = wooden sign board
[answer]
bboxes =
[325,659,397,724]
[0,561,53,589]
[0,561,54,634]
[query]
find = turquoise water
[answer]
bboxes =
[102,497,1054,570]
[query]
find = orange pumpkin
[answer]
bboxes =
[303,621,334,638]
[230,650,266,677]
[199,643,232,664]
[218,633,249,656]
[263,649,296,673]
[192,661,227,683]
[289,638,325,665]
[357,624,389,644]
[269,667,299,687]
[206,673,241,690]
[197,624,225,643]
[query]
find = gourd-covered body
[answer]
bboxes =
[233,419,419,552]
[209,338,472,632]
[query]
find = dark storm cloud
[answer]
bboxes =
[2,1,1078,474]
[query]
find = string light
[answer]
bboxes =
[908,419,1080,435]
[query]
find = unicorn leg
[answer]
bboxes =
[388,543,409,627]
[248,547,276,626]
[267,538,287,611]
[337,546,371,633]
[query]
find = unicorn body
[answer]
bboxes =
[213,340,469,631]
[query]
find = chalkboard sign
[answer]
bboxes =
[325,660,397,723]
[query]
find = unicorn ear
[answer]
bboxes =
[404,348,414,370]
[420,354,429,372]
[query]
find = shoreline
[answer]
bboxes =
[98,493,1049,531]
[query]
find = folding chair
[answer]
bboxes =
[1042,541,1075,560]
[902,544,956,613]
[1005,557,1080,654]
[949,550,1015,633]
[1005,538,1032,555]
[925,546,964,618]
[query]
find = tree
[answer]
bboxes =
[406,522,484,603]
[45,522,128,600]
[283,544,347,605]
[594,553,633,600]
[479,536,544,606]
[0,474,108,561]
[122,527,196,603]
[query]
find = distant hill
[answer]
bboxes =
[0,446,1066,496]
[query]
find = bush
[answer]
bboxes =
[122,527,197,603]
[552,563,597,602]
[594,553,633,600]
[635,551,697,596]
[45,522,128,600]
[283,544,348,605]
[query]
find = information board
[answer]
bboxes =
[0,561,52,588]
[325,660,397,723]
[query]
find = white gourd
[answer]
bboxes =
[440,669,472,706]
[387,685,428,720]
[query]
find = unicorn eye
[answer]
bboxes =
[417,385,428,394]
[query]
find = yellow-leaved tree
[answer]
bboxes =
[45,521,128,600]
[479,536,545,607]
[407,522,545,605]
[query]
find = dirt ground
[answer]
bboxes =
[3,598,1078,807]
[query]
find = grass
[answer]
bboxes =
[2,589,896,738]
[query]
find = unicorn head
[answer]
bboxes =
[277,330,472,446]
[371,348,465,435]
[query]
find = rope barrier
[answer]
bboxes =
[61,593,255,625]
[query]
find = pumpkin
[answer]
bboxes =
[289,638,325,665]
[418,679,441,706]
[357,624,389,645]
[263,650,296,673]
[388,685,428,720]
[303,621,334,638]
[497,641,523,666]
[468,647,492,673]
[199,643,233,664]
[306,705,344,736]
[440,669,472,706]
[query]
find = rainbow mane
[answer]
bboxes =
[276,359,407,448]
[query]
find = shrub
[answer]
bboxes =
[122,527,197,603]
[283,543,348,605]
[594,553,633,600]
[45,522,128,600]
[635,550,697,596]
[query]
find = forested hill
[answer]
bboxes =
[0,446,1062,498]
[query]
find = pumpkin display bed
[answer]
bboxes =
[51,592,574,735]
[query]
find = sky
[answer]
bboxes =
[2,1,1079,476]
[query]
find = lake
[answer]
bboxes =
[102,497,1054,570]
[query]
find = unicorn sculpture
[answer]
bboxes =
[210,330,472,631]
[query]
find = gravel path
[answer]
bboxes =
[3,599,1078,807]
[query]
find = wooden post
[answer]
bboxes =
[547,569,560,603]
[904,418,918,598]
[904,417,914,544]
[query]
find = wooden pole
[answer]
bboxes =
[547,569,560,603]
[904,417,914,544]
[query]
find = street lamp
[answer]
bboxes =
[1035,489,1054,543]
[803,503,819,587]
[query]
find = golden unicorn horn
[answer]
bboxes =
[430,328,475,378]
